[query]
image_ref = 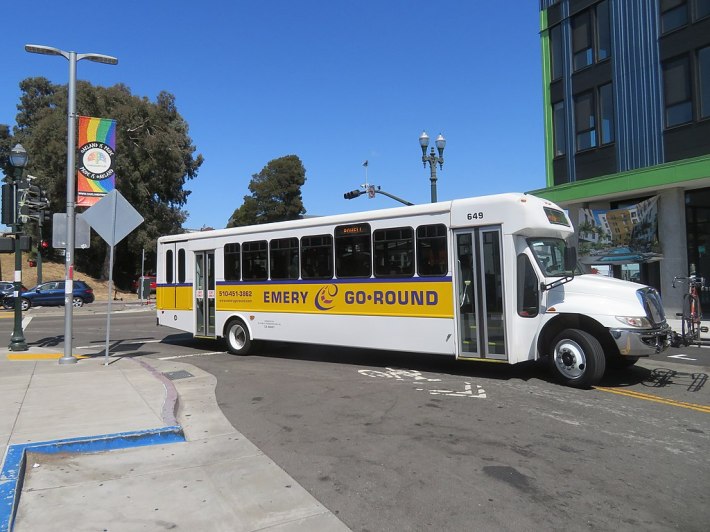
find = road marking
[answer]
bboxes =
[158,351,225,360]
[595,387,710,414]
[668,354,697,361]
[422,382,487,399]
[75,339,165,350]
[359,367,487,399]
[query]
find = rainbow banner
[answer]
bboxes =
[77,116,116,207]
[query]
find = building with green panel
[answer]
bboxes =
[531,0,710,315]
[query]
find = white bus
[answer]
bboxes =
[156,193,670,388]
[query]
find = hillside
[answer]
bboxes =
[0,253,139,301]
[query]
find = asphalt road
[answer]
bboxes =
[3,306,709,531]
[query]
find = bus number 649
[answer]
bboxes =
[467,212,484,220]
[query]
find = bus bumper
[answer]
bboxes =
[608,324,672,356]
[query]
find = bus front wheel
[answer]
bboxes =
[224,319,252,355]
[549,329,605,388]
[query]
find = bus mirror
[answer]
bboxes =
[564,246,577,271]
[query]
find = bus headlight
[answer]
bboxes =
[615,316,652,328]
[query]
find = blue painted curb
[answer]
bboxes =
[0,425,184,532]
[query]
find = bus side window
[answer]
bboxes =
[374,227,414,277]
[224,243,240,281]
[270,237,299,280]
[243,240,268,281]
[517,253,539,317]
[177,249,186,284]
[301,234,333,279]
[166,249,174,284]
[417,224,448,276]
[335,224,371,278]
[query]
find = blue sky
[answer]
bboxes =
[2,0,545,230]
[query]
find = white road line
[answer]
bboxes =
[159,351,225,360]
[668,354,698,361]
[22,316,32,329]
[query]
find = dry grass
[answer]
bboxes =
[0,253,139,301]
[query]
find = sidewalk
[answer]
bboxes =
[0,348,349,531]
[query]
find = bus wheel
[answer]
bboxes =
[224,319,252,355]
[549,329,605,388]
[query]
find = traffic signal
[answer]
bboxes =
[344,189,362,200]
[40,240,49,250]
[2,183,14,225]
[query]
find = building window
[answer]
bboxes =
[550,24,563,80]
[661,0,688,33]
[553,101,566,156]
[572,10,593,70]
[599,83,615,144]
[663,56,693,127]
[571,1,611,72]
[597,0,611,61]
[700,47,710,119]
[575,91,597,151]
[697,0,710,20]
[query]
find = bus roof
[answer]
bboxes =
[158,192,569,243]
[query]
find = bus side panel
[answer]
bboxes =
[158,309,194,333]
[221,312,456,356]
[175,284,193,310]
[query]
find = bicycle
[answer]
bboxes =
[670,273,705,347]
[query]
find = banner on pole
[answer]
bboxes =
[77,116,116,208]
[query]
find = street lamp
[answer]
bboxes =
[419,131,446,203]
[25,44,118,365]
[9,144,28,351]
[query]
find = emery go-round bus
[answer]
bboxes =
[155,192,670,388]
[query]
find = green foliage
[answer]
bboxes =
[0,77,203,287]
[228,155,307,227]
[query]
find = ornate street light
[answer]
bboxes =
[9,144,28,351]
[25,44,118,364]
[419,131,446,203]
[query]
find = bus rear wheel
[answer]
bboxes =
[549,329,605,388]
[224,319,252,355]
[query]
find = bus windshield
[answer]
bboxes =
[527,238,570,277]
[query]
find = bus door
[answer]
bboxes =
[194,251,216,337]
[455,227,507,360]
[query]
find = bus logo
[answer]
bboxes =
[315,284,339,311]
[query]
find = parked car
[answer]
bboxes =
[131,275,156,294]
[2,280,95,311]
[0,281,28,300]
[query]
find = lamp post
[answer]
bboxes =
[419,131,446,203]
[9,144,28,351]
[25,44,118,365]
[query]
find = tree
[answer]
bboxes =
[0,77,204,287]
[228,155,306,227]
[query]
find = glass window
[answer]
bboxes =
[661,0,688,32]
[270,237,299,280]
[697,0,710,19]
[517,254,539,318]
[374,227,414,278]
[335,224,371,278]
[597,0,611,61]
[242,240,268,281]
[224,243,240,281]
[599,83,615,144]
[301,234,333,279]
[417,224,448,276]
[700,46,710,119]
[553,101,566,156]
[550,24,563,80]
[663,56,693,127]
[575,91,597,151]
[177,248,186,283]
[572,10,593,71]
[166,249,173,284]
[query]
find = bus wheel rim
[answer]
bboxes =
[230,325,245,350]
[553,339,586,379]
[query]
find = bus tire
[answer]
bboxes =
[224,318,252,355]
[549,329,605,388]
